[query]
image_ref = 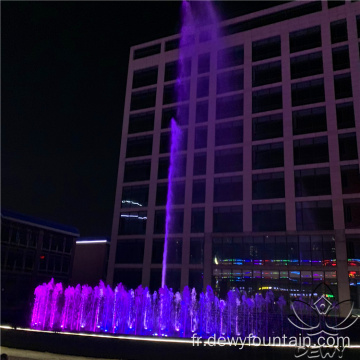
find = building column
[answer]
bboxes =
[321,14,350,314]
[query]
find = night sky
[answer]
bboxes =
[2,1,283,237]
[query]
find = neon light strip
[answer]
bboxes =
[76,240,108,244]
[1,327,360,348]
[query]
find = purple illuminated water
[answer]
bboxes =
[162,119,182,288]
[31,279,289,338]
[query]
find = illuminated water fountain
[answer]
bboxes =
[30,1,300,341]
[31,279,288,338]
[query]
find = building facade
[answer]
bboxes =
[71,237,110,286]
[108,1,360,308]
[1,209,79,325]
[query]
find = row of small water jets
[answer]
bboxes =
[30,279,310,338]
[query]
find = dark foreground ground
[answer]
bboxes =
[1,327,360,360]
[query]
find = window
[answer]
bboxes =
[195,126,207,149]
[193,153,206,175]
[119,211,147,235]
[158,157,169,179]
[294,136,329,165]
[198,53,210,74]
[192,180,206,204]
[162,106,189,128]
[133,44,161,60]
[252,86,282,113]
[328,1,345,9]
[295,168,331,197]
[190,238,204,264]
[344,199,360,228]
[130,89,156,111]
[128,111,154,134]
[292,106,327,135]
[164,269,181,292]
[215,148,243,173]
[291,79,325,106]
[290,52,323,79]
[252,142,284,169]
[216,94,243,120]
[215,120,243,146]
[213,206,243,233]
[189,270,203,293]
[252,61,281,87]
[156,183,167,206]
[290,26,321,53]
[197,76,209,98]
[214,176,243,202]
[154,210,165,234]
[163,81,190,105]
[167,238,183,264]
[171,210,184,234]
[336,102,355,129]
[217,45,244,69]
[334,73,352,99]
[164,61,177,82]
[191,208,205,233]
[217,69,244,94]
[126,135,153,158]
[124,160,151,182]
[347,238,360,265]
[132,67,158,89]
[196,101,208,123]
[330,19,348,44]
[160,130,187,153]
[165,38,180,51]
[154,210,183,234]
[65,238,73,253]
[332,46,350,71]
[252,172,284,199]
[113,269,142,290]
[163,84,177,105]
[252,113,282,141]
[341,165,360,194]
[50,236,64,252]
[152,238,182,264]
[296,201,334,230]
[172,182,186,205]
[252,36,281,62]
[150,269,161,292]
[121,185,149,208]
[339,133,358,161]
[253,203,286,232]
[165,59,190,82]
[116,239,144,264]
[160,157,185,179]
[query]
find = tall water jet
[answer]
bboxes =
[162,0,219,289]
[162,119,182,288]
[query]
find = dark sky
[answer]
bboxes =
[2,1,284,237]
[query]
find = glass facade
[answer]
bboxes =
[114,2,360,304]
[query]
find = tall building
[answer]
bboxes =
[108,1,360,310]
[1,209,79,325]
